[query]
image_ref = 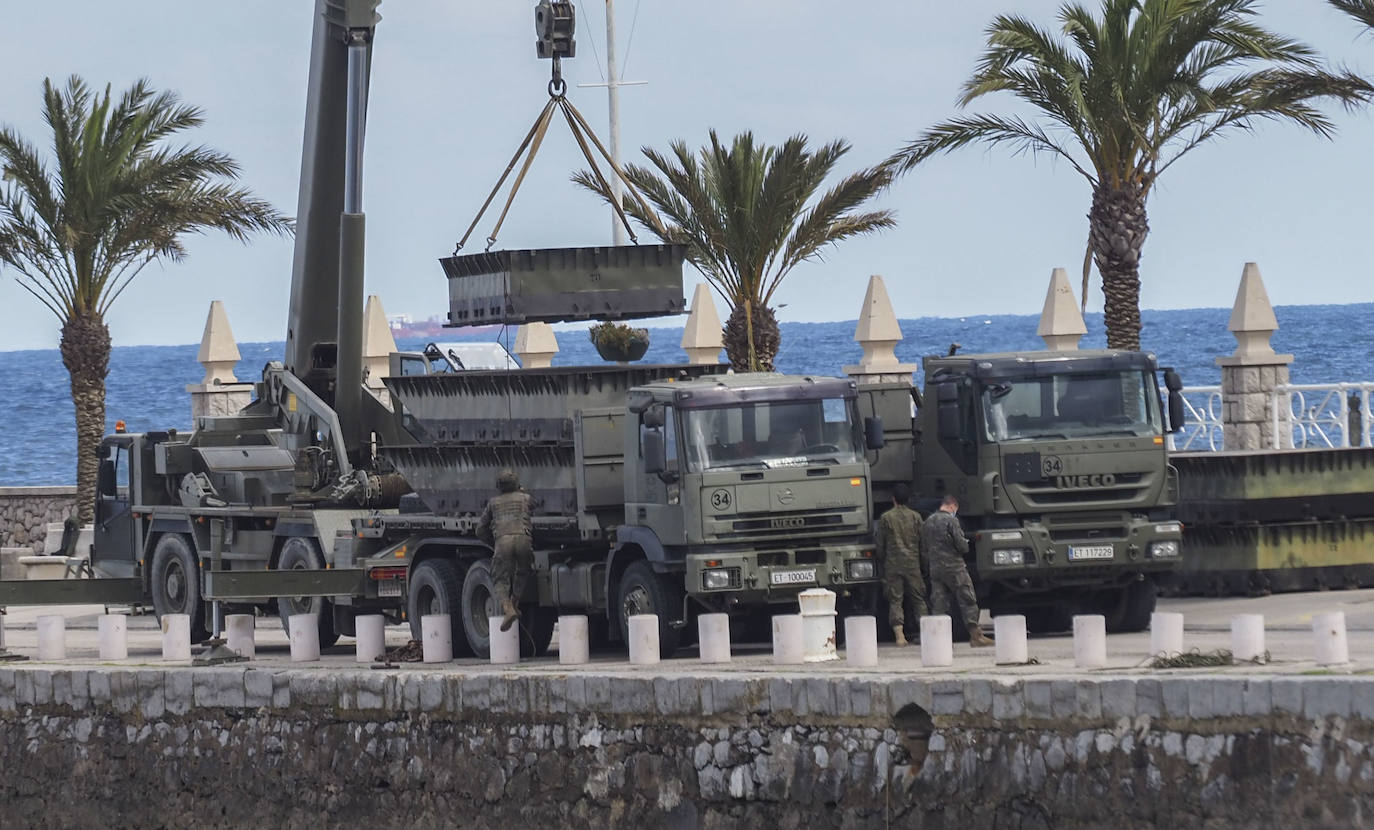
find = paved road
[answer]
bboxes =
[2,589,1372,677]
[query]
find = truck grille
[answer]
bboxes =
[1045,512,1129,543]
[717,508,861,540]
[1018,472,1147,506]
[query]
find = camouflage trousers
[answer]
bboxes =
[492,534,534,607]
[929,563,981,632]
[882,563,928,634]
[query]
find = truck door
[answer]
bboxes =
[93,441,137,568]
[632,404,685,542]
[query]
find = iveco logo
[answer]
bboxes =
[770,516,805,529]
[1055,473,1117,489]
[776,489,795,506]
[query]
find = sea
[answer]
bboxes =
[1,303,1368,486]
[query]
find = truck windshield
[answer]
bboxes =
[981,370,1163,441]
[682,398,863,472]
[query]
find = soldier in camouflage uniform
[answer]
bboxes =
[477,469,535,632]
[876,483,927,646]
[920,494,994,647]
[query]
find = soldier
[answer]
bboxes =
[477,469,535,632]
[876,483,927,646]
[920,494,994,647]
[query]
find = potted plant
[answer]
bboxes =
[589,321,650,363]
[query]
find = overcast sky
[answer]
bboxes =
[2,1,1372,352]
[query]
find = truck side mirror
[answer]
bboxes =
[643,430,666,474]
[97,458,116,496]
[864,416,885,450]
[1168,389,1186,435]
[1163,368,1183,392]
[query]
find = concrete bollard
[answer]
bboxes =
[844,615,879,667]
[798,588,839,662]
[697,613,731,664]
[1149,612,1184,656]
[1231,614,1266,662]
[161,614,192,661]
[225,614,255,659]
[628,614,660,665]
[421,614,453,663]
[558,615,590,665]
[1313,611,1349,666]
[36,615,66,661]
[994,615,1028,665]
[489,617,519,665]
[288,614,321,662]
[772,614,804,665]
[1073,615,1107,668]
[355,614,386,663]
[919,615,954,667]
[98,614,128,660]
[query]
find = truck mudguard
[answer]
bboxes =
[611,526,674,568]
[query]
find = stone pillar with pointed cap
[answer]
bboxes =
[844,275,917,384]
[1037,267,1088,351]
[186,301,253,423]
[361,295,400,408]
[680,284,724,365]
[514,323,559,368]
[1217,262,1293,449]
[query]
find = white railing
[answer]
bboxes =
[1170,385,1224,451]
[1270,383,1374,449]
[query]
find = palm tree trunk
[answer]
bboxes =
[723,302,781,372]
[1088,181,1149,350]
[59,311,111,526]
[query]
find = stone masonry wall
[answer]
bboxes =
[0,668,1372,829]
[0,487,76,554]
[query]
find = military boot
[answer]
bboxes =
[894,628,907,647]
[500,598,521,632]
[969,627,994,648]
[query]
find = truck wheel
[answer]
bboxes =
[1024,605,1074,635]
[617,561,685,657]
[150,533,210,643]
[275,537,340,649]
[406,558,475,657]
[1107,578,1156,633]
[459,559,549,659]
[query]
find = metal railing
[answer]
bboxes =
[1170,385,1225,451]
[1270,383,1374,449]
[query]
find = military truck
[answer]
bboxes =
[859,349,1186,633]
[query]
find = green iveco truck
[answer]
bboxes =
[860,349,1186,633]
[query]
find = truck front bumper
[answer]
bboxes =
[684,543,878,604]
[976,519,1184,591]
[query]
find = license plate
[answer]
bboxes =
[770,568,817,586]
[1068,545,1114,561]
[378,580,403,597]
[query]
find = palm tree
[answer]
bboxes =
[0,76,291,523]
[575,131,894,371]
[1331,0,1374,30]
[888,0,1371,350]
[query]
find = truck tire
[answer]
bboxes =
[150,533,210,643]
[1107,578,1157,633]
[617,560,685,657]
[1024,605,1074,635]
[459,558,550,659]
[406,558,475,658]
[275,537,340,649]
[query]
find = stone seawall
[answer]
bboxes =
[0,667,1370,829]
[0,486,76,554]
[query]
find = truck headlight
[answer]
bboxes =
[1154,522,1182,535]
[703,569,734,590]
[989,531,1022,542]
[846,560,875,580]
[992,549,1026,566]
[1149,541,1180,558]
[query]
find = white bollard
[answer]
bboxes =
[1313,611,1349,666]
[1073,615,1107,669]
[994,615,1028,665]
[489,616,520,665]
[772,614,804,665]
[225,614,255,659]
[558,615,590,665]
[36,615,66,661]
[355,614,386,664]
[288,613,321,663]
[698,613,731,664]
[422,614,453,663]
[98,614,128,660]
[161,614,191,661]
[844,615,879,668]
[1149,612,1185,656]
[798,588,839,662]
[919,615,954,668]
[628,614,660,665]
[1231,614,1266,662]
